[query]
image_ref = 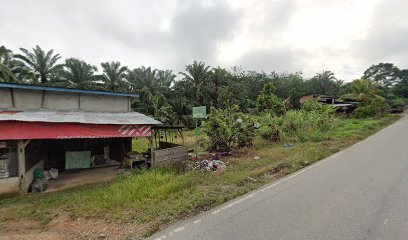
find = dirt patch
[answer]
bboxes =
[0,213,151,240]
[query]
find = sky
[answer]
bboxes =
[1,0,407,81]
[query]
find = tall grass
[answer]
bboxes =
[283,110,338,142]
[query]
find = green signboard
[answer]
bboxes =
[192,106,206,119]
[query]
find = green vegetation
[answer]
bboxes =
[1,45,407,126]
[203,106,256,151]
[0,115,400,238]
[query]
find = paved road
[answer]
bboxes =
[148,116,408,240]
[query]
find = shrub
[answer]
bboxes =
[282,109,337,142]
[257,113,284,142]
[301,100,335,114]
[257,107,337,143]
[202,106,256,151]
[355,96,388,118]
[256,82,285,115]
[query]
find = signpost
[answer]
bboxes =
[192,106,206,160]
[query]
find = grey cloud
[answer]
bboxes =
[252,0,296,34]
[1,0,407,80]
[165,0,242,69]
[79,0,242,71]
[236,47,299,73]
[354,0,408,68]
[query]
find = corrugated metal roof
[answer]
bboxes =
[0,82,140,97]
[0,109,161,125]
[332,103,353,107]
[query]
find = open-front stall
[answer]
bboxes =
[150,125,189,166]
[0,82,161,197]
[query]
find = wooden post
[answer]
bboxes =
[179,129,185,146]
[17,140,26,195]
[149,136,155,167]
[128,97,131,112]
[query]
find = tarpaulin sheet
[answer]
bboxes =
[65,151,91,169]
[0,121,151,140]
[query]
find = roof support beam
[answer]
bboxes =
[17,140,26,195]
[10,88,15,108]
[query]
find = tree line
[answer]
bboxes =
[1,45,407,126]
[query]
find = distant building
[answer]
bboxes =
[299,94,357,113]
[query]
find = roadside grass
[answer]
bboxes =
[0,115,401,237]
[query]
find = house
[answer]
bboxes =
[299,94,335,104]
[299,94,357,113]
[0,82,161,197]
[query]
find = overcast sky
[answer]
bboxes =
[1,0,407,81]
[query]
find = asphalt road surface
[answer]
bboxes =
[148,116,408,240]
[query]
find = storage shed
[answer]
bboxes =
[0,83,160,197]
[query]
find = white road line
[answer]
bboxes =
[154,235,167,240]
[212,209,221,215]
[174,226,185,232]
[193,219,202,224]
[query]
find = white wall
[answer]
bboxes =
[13,89,43,109]
[80,95,129,112]
[0,88,131,112]
[0,89,12,108]
[43,91,79,110]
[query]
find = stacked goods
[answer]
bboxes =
[0,154,9,178]
[125,152,147,169]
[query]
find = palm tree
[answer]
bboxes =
[14,45,64,84]
[340,78,381,102]
[180,61,210,105]
[100,61,128,92]
[0,63,19,83]
[156,69,176,96]
[149,94,173,124]
[127,66,158,102]
[170,97,190,126]
[0,46,32,83]
[210,67,228,107]
[52,58,98,89]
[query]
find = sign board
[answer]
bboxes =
[192,106,207,119]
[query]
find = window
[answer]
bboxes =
[0,141,18,179]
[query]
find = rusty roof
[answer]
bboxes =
[0,109,161,125]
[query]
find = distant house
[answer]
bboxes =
[299,94,335,104]
[299,94,357,113]
[0,83,162,197]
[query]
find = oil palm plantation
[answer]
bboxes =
[14,45,64,84]
[126,66,158,102]
[210,67,229,108]
[100,61,128,92]
[180,61,210,105]
[149,94,173,124]
[0,46,33,83]
[306,70,342,96]
[51,58,98,89]
[170,97,190,126]
[0,63,19,83]
[156,69,176,97]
